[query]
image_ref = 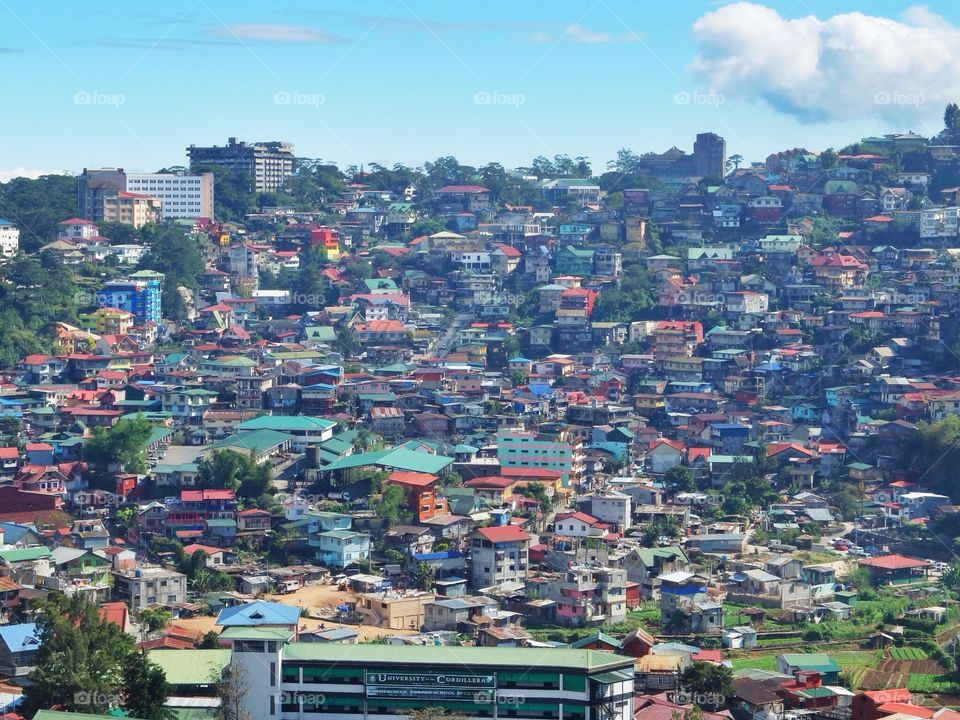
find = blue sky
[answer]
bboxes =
[2,0,959,179]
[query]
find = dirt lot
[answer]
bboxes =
[173,582,417,643]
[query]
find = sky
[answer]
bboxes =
[2,0,960,180]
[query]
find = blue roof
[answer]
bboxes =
[0,522,36,545]
[413,550,465,561]
[0,623,40,653]
[527,383,553,398]
[215,600,301,627]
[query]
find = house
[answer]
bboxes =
[858,555,930,586]
[469,524,531,590]
[722,625,758,649]
[648,439,685,474]
[776,653,841,684]
[0,623,40,677]
[112,567,188,610]
[622,546,689,600]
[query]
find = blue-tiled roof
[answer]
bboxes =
[0,623,40,653]
[215,600,301,627]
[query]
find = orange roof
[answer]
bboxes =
[859,554,930,571]
[387,471,437,487]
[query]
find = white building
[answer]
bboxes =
[125,172,214,220]
[58,218,100,242]
[0,219,19,258]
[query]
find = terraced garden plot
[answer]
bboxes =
[729,655,779,671]
[907,674,960,695]
[889,647,927,661]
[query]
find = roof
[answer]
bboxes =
[236,415,336,432]
[320,447,453,475]
[0,622,39,653]
[148,649,232,686]
[778,653,841,672]
[475,525,531,543]
[859,554,930,571]
[215,600,301,627]
[282,643,632,671]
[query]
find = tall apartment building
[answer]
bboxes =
[125,172,214,219]
[96,270,163,325]
[0,219,19,258]
[78,168,212,223]
[693,131,727,179]
[469,524,531,589]
[496,429,583,487]
[187,137,294,193]
[112,567,187,610]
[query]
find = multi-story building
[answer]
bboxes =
[125,172,215,219]
[496,430,582,487]
[693,131,726,179]
[0,219,20,258]
[216,637,635,720]
[469,524,531,590]
[112,567,187,610]
[187,137,294,193]
[96,270,163,324]
[58,218,100,242]
[543,565,628,626]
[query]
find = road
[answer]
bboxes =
[425,311,473,359]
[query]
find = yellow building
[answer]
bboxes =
[79,307,136,335]
[102,191,162,228]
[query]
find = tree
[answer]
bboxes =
[518,482,553,513]
[84,414,153,474]
[196,449,273,500]
[24,595,169,717]
[679,662,733,710]
[0,174,78,253]
[372,483,411,526]
[725,154,743,173]
[946,103,960,133]
[408,709,469,720]
[123,651,174,720]
[904,416,960,498]
[215,663,251,720]
[198,630,223,649]
[412,562,436,590]
[664,466,696,494]
[138,607,172,633]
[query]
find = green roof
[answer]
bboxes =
[320,447,453,475]
[237,415,336,432]
[211,356,257,367]
[778,653,840,672]
[630,546,688,566]
[147,426,175,446]
[148,648,232,686]
[281,643,633,672]
[211,428,294,453]
[220,626,295,641]
[0,546,52,562]
[206,518,237,528]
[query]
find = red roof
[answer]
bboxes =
[554,511,601,526]
[494,244,523,258]
[388,471,437,487]
[858,554,930,571]
[465,476,514,489]
[0,448,18,461]
[475,525,531,543]
[180,489,236,502]
[59,218,96,225]
[182,543,223,556]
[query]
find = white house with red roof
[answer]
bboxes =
[648,439,685,474]
[552,511,610,539]
[469,524,531,590]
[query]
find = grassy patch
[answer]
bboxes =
[729,654,779,671]
[907,674,960,694]
[890,647,927,661]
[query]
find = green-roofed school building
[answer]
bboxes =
[221,631,635,720]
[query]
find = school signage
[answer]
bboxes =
[365,670,497,701]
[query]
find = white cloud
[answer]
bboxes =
[689,3,960,123]
[215,24,343,43]
[0,168,68,183]
[529,24,641,44]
